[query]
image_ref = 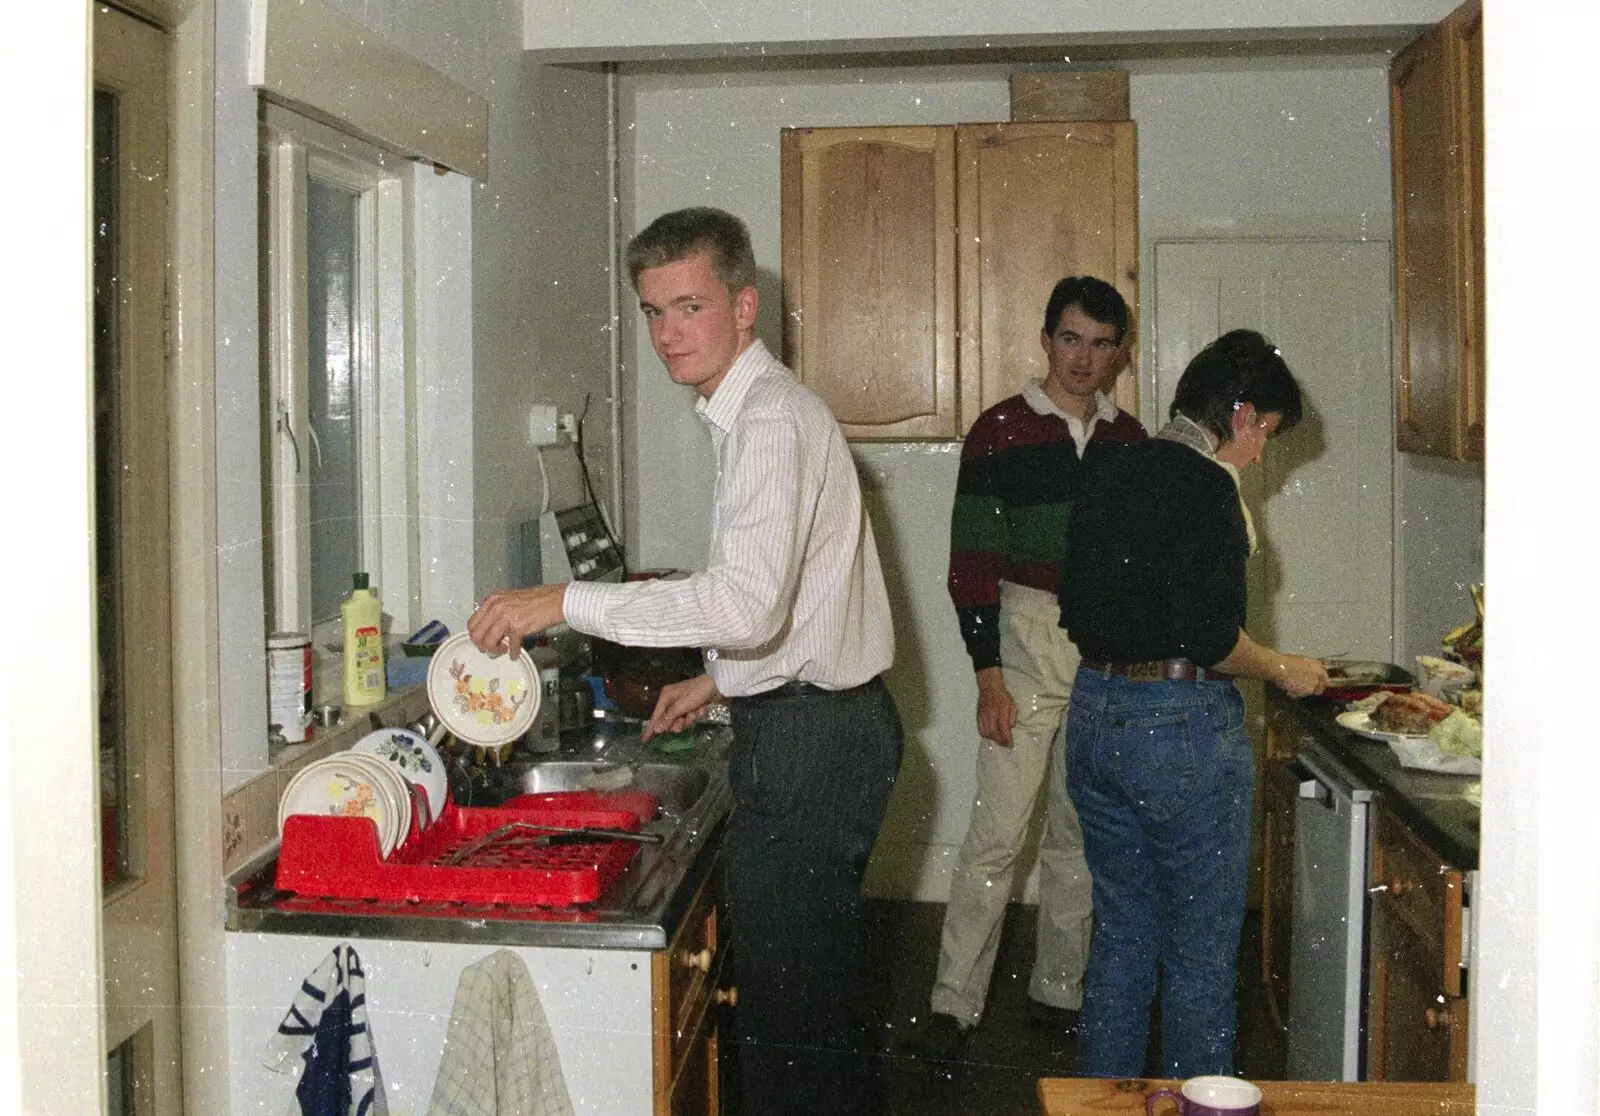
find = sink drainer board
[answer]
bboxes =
[276,790,658,907]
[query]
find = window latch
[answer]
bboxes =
[277,404,301,474]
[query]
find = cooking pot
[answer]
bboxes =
[591,638,702,720]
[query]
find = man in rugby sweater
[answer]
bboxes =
[909,276,1146,1065]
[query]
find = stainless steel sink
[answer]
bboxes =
[496,761,711,816]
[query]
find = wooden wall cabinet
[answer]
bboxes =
[1366,802,1470,1082]
[1391,0,1483,461]
[653,857,732,1115]
[780,121,1138,440]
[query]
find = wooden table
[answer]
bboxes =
[1038,1077,1474,1116]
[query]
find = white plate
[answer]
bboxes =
[1335,709,1431,744]
[343,752,413,850]
[1335,711,1482,776]
[426,632,540,748]
[279,755,406,856]
[351,728,448,822]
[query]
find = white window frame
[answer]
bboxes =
[262,103,415,647]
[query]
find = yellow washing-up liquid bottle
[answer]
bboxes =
[341,572,386,707]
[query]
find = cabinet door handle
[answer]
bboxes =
[713,985,739,1007]
[678,947,714,972]
[1369,877,1410,897]
[1424,1005,1453,1030]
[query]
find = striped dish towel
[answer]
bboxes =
[262,943,389,1116]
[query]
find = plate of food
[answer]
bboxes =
[1336,691,1482,775]
[1335,708,1427,743]
[1336,689,1454,740]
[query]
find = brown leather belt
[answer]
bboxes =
[1082,657,1226,682]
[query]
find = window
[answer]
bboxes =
[262,105,414,650]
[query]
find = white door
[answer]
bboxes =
[1151,239,1394,663]
[94,7,182,1114]
[1152,239,1393,905]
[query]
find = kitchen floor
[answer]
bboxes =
[736,900,1285,1115]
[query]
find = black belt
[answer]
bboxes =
[1082,657,1226,682]
[732,677,874,704]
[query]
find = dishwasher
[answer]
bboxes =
[1285,743,1373,1081]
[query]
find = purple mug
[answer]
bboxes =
[1145,1075,1262,1116]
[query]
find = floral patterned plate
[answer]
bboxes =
[278,754,408,857]
[351,728,448,822]
[426,632,540,750]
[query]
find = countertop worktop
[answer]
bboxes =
[1271,693,1480,869]
[1038,1077,1473,1115]
[226,721,732,951]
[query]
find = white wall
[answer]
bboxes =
[1394,455,1483,667]
[212,0,613,788]
[618,55,1401,899]
[523,0,1457,58]
[469,59,616,599]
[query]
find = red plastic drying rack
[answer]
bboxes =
[275,790,658,908]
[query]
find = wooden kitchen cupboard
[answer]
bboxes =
[654,855,732,1114]
[1366,801,1470,1082]
[780,121,1138,440]
[1259,702,1300,1039]
[1391,0,1484,461]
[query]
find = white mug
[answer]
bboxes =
[1145,1075,1262,1116]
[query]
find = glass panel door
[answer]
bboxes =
[94,7,181,1113]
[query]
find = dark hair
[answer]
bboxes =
[625,207,758,293]
[1042,276,1131,342]
[1169,329,1303,444]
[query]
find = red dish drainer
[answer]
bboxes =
[275,789,659,907]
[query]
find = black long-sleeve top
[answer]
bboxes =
[1058,438,1248,668]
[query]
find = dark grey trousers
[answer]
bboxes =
[724,677,903,1116]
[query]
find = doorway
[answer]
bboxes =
[1151,237,1395,903]
[94,6,182,1113]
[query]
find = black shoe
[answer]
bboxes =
[1026,997,1081,1034]
[902,1012,972,1062]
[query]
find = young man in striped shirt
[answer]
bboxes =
[469,208,900,1116]
[910,276,1146,1066]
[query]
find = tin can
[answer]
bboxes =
[267,632,313,744]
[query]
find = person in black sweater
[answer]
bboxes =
[1057,329,1328,1079]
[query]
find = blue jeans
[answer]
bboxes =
[1065,668,1253,1078]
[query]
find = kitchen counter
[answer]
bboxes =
[1270,693,1479,869]
[225,721,732,950]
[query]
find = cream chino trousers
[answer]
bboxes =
[930,583,1093,1023]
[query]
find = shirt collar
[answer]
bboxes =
[1021,378,1118,429]
[696,338,771,433]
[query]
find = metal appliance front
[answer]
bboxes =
[1285,747,1373,1081]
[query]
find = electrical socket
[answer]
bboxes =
[528,404,560,446]
[558,412,578,440]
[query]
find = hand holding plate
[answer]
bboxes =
[467,584,569,655]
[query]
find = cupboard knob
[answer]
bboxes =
[1424,1006,1453,1030]
[714,986,739,1007]
[678,947,713,972]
